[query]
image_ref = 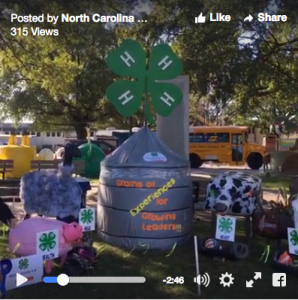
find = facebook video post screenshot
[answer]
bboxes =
[0,0,298,299]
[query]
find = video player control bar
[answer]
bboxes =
[44,274,146,286]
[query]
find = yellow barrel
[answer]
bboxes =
[8,135,17,145]
[21,135,30,146]
[0,145,37,178]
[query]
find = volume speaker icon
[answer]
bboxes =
[193,273,210,287]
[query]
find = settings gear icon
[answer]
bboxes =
[219,272,234,287]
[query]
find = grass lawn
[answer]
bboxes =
[261,174,291,191]
[1,218,297,299]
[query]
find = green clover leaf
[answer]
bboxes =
[19,258,29,269]
[290,229,298,246]
[106,39,146,78]
[106,81,144,117]
[218,217,233,234]
[106,39,183,122]
[148,82,183,117]
[81,209,94,224]
[147,44,183,80]
[39,231,57,252]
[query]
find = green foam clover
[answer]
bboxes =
[106,39,183,122]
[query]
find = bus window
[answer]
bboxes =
[245,133,248,143]
[190,132,229,143]
[232,134,243,144]
[189,133,205,143]
[205,133,217,143]
[204,133,229,143]
[217,133,230,143]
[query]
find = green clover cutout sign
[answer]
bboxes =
[106,39,183,123]
[218,217,233,234]
[19,258,29,269]
[39,231,57,251]
[81,209,94,224]
[290,229,298,246]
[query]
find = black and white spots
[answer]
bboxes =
[204,171,262,215]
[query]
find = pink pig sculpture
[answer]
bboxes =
[8,217,83,274]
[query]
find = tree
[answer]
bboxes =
[0,0,139,138]
[122,0,298,131]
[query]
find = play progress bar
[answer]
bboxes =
[44,274,146,286]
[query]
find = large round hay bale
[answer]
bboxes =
[38,148,54,160]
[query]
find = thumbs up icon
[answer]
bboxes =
[195,13,206,23]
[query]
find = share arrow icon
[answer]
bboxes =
[244,14,253,22]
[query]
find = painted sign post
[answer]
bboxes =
[287,228,298,255]
[215,215,236,242]
[4,254,44,290]
[36,229,59,260]
[105,39,183,123]
[79,207,96,231]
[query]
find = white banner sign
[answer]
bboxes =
[287,227,298,255]
[79,208,96,231]
[36,229,59,260]
[4,254,44,290]
[215,215,236,242]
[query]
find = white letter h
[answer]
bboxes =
[158,56,172,70]
[160,92,175,107]
[120,51,135,67]
[118,90,133,105]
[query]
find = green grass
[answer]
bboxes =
[1,219,297,299]
[261,175,290,190]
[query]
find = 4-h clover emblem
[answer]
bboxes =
[39,231,57,251]
[218,217,233,234]
[19,258,29,269]
[290,229,298,245]
[106,39,183,123]
[81,209,94,224]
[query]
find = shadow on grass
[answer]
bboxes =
[1,220,298,299]
[3,234,198,299]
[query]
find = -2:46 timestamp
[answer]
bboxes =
[163,276,184,284]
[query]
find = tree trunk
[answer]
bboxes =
[73,123,88,139]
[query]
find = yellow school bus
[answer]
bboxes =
[189,126,266,169]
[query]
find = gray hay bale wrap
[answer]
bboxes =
[97,126,193,250]
[20,166,82,218]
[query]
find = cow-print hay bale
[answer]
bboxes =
[204,171,262,216]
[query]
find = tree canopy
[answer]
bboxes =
[0,0,298,137]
